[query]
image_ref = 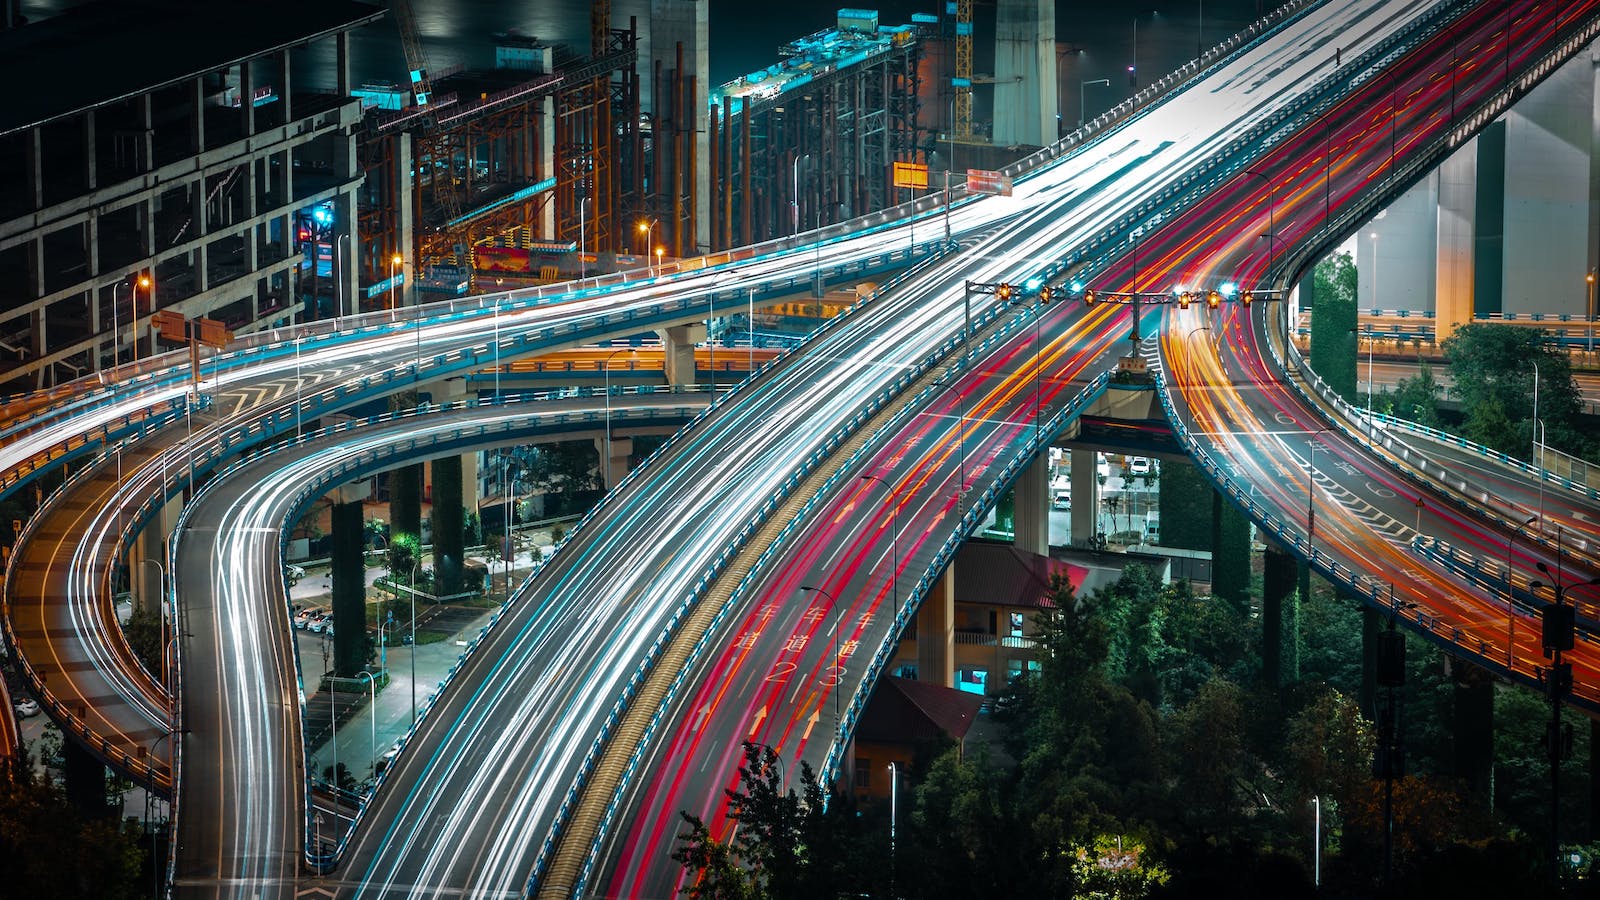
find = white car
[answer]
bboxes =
[284,564,306,586]
[13,698,40,718]
[1128,457,1152,476]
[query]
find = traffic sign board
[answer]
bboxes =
[892,161,929,190]
[966,169,1013,196]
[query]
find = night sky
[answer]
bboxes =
[18,0,1287,109]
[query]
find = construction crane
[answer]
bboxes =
[392,0,434,110]
[953,0,973,139]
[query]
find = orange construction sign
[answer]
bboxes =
[891,161,929,190]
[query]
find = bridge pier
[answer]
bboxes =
[657,324,704,386]
[62,739,108,819]
[330,496,366,678]
[1262,546,1298,689]
[1211,494,1250,612]
[1069,448,1098,546]
[1451,658,1494,810]
[917,565,955,689]
[131,515,169,613]
[1361,604,1380,719]
[1012,454,1049,556]
[594,436,634,492]
[431,455,464,597]
[993,0,1056,147]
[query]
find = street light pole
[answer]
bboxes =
[1528,563,1600,883]
[935,379,967,496]
[1587,270,1595,353]
[1079,78,1110,129]
[799,585,842,734]
[859,474,901,617]
[638,218,660,276]
[357,670,376,775]
[888,760,899,897]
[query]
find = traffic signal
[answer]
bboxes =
[1177,292,1192,310]
[1241,290,1254,306]
[996,282,1014,301]
[1206,290,1222,309]
[1038,285,1054,304]
[1083,289,1096,305]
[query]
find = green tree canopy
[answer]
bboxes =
[1441,323,1588,459]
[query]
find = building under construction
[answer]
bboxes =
[707,10,935,251]
[354,6,644,303]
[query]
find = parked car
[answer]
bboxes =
[1052,489,1071,511]
[308,613,331,634]
[1128,457,1152,476]
[284,564,306,586]
[293,608,315,629]
[13,698,40,718]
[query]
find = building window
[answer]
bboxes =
[855,760,872,789]
[957,667,988,696]
[1009,611,1024,637]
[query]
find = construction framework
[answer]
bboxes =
[357,22,641,300]
[708,26,927,251]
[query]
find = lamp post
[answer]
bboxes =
[934,378,968,497]
[1079,78,1111,129]
[1532,357,1545,527]
[1528,562,1600,882]
[356,670,377,775]
[409,551,418,723]
[294,330,305,438]
[859,474,901,617]
[792,153,810,239]
[603,347,637,490]
[1586,270,1595,353]
[799,584,842,734]
[1243,166,1276,280]
[1506,515,1537,667]
[1312,795,1322,887]
[888,760,899,897]
[139,558,167,618]
[637,219,660,275]
[389,254,403,319]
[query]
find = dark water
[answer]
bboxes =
[22,0,1282,109]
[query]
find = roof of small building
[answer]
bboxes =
[855,676,985,745]
[0,0,385,137]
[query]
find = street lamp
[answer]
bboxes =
[389,254,404,320]
[792,153,811,239]
[1079,78,1111,129]
[1528,562,1600,882]
[859,473,902,617]
[603,347,638,489]
[1587,270,1596,353]
[638,219,660,275]
[888,760,900,897]
[1243,166,1276,281]
[356,669,377,776]
[799,584,842,734]
[933,378,968,497]
[1532,358,1545,527]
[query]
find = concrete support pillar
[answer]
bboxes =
[335,31,352,97]
[431,455,464,597]
[62,739,106,818]
[1361,603,1380,719]
[595,435,634,491]
[1012,453,1049,556]
[651,0,711,251]
[657,323,702,385]
[239,59,255,136]
[191,76,206,155]
[1435,139,1477,340]
[133,524,165,613]
[1502,50,1593,317]
[83,109,96,191]
[396,132,415,308]
[1362,173,1437,315]
[460,450,480,515]
[1452,660,1494,809]
[136,93,154,172]
[1211,493,1251,612]
[193,173,209,292]
[277,48,294,123]
[25,126,42,211]
[1591,719,1600,842]
[537,95,556,238]
[330,499,365,678]
[84,216,99,283]
[993,0,1057,147]
[1262,546,1298,689]
[917,564,955,688]
[1069,448,1098,545]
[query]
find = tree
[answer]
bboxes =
[1386,362,1443,427]
[1308,251,1359,403]
[1441,323,1588,460]
[672,742,863,899]
[0,754,144,899]
[122,604,165,676]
